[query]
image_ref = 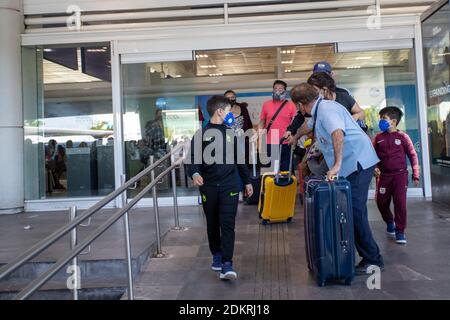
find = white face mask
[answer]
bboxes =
[273,89,287,101]
[318,89,326,99]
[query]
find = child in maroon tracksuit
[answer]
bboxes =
[373,106,420,245]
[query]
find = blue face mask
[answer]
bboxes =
[379,119,390,132]
[224,111,235,127]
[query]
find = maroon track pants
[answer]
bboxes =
[376,172,408,233]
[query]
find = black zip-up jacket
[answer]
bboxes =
[187,122,250,187]
[287,90,356,135]
[287,111,306,135]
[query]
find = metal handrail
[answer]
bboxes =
[0,142,186,298]
[14,158,183,300]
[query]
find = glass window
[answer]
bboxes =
[23,44,114,199]
[423,2,450,204]
[122,44,421,198]
[122,62,201,198]
[334,48,422,189]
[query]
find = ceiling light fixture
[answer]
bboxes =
[86,49,107,53]
[355,56,372,60]
[346,65,361,69]
[281,61,293,64]
[200,65,216,68]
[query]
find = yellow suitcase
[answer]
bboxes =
[258,171,297,224]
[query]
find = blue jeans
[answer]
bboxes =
[346,164,384,267]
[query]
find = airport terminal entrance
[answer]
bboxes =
[22,19,430,210]
[119,42,424,204]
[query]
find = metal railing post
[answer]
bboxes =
[120,174,134,300]
[69,206,79,300]
[0,147,183,300]
[150,156,165,258]
[170,145,182,230]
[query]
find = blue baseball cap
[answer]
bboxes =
[313,61,332,74]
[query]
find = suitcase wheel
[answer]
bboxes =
[261,219,269,225]
[344,278,352,286]
[286,217,292,223]
[318,281,326,287]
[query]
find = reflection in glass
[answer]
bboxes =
[423,2,450,204]
[122,62,201,198]
[23,44,114,199]
[122,45,422,198]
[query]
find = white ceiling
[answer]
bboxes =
[43,48,104,84]
[146,45,412,79]
[42,44,413,84]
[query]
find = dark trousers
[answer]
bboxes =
[199,184,240,263]
[347,164,384,267]
[376,172,408,233]
[266,143,292,172]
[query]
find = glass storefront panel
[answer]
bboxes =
[122,44,421,197]
[423,2,450,204]
[21,41,422,202]
[122,62,202,198]
[334,48,422,189]
[23,44,114,199]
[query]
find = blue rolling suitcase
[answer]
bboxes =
[304,177,355,286]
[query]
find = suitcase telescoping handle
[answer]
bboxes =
[305,175,339,191]
[251,138,257,177]
[276,137,294,183]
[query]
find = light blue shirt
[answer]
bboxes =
[308,99,379,177]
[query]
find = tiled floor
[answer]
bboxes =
[1,198,449,300]
[0,206,205,263]
[132,198,450,300]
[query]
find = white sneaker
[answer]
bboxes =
[220,270,237,281]
[219,262,237,281]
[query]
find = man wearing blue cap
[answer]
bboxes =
[313,61,354,97]
[285,61,367,146]
[312,61,366,124]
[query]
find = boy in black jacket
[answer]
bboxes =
[187,95,253,281]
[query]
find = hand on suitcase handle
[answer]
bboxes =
[326,175,339,181]
[326,164,340,182]
[280,137,296,150]
[244,184,254,198]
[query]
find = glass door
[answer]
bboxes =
[121,53,202,198]
[119,42,424,201]
[422,1,450,204]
